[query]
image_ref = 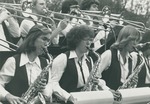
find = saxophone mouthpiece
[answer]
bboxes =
[43,48,48,54]
[43,48,53,62]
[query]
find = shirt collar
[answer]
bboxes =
[20,53,41,67]
[69,50,89,61]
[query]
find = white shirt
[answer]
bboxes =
[51,51,92,101]
[97,50,138,83]
[118,51,131,83]
[93,29,109,51]
[19,15,39,38]
[51,50,109,101]
[0,53,53,101]
[144,57,150,84]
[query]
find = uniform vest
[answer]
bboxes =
[101,49,132,90]
[5,54,47,97]
[137,58,150,87]
[59,51,92,92]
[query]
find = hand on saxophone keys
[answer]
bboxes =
[35,78,47,92]
[92,77,110,90]
[5,93,27,104]
[110,89,122,102]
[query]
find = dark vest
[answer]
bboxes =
[101,49,132,90]
[137,58,150,87]
[59,51,92,92]
[5,54,47,97]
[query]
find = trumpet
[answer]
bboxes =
[0,5,106,31]
[0,5,55,27]
[0,3,21,10]
[46,9,148,32]
[0,3,21,6]
[81,10,146,29]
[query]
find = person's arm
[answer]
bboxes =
[51,53,71,102]
[0,56,26,103]
[0,20,10,51]
[0,57,15,101]
[97,50,112,78]
[6,16,20,38]
[50,20,67,44]
[0,8,20,38]
[0,8,11,24]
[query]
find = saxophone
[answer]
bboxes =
[81,49,102,91]
[118,51,145,90]
[21,48,53,104]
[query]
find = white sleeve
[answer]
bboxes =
[97,50,112,78]
[97,79,110,90]
[51,53,71,101]
[0,57,16,101]
[19,20,35,38]
[6,17,20,38]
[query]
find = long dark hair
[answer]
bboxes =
[17,25,51,54]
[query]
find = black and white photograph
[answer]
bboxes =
[0,0,150,104]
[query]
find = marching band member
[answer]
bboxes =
[58,0,80,46]
[0,25,53,104]
[18,0,67,47]
[51,25,109,103]
[80,0,112,51]
[96,25,142,90]
[18,0,48,46]
[18,0,65,45]
[137,30,150,87]
[80,0,100,26]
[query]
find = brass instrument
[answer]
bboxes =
[0,4,148,32]
[81,49,102,91]
[83,11,145,27]
[0,38,18,51]
[0,5,55,27]
[46,9,149,33]
[21,48,53,104]
[118,51,145,90]
[0,5,105,30]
